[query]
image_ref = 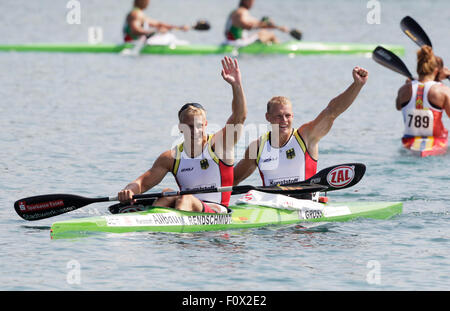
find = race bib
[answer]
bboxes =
[403,109,434,137]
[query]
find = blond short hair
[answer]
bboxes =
[267,96,292,113]
[178,106,207,123]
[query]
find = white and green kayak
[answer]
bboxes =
[0,40,404,56]
[50,201,402,239]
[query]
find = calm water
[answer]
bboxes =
[1,0,449,291]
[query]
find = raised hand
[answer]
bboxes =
[221,56,242,86]
[352,66,369,86]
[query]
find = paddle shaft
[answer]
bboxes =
[14,183,323,221]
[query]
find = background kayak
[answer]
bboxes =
[0,41,405,56]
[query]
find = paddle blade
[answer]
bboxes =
[289,29,302,41]
[400,16,432,48]
[14,194,108,221]
[193,20,210,31]
[303,163,366,191]
[372,46,414,79]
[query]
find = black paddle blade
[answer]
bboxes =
[193,20,210,31]
[14,194,107,221]
[303,163,366,191]
[290,29,302,41]
[400,16,432,48]
[372,46,414,80]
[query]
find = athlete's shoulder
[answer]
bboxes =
[129,9,144,20]
[428,82,450,106]
[158,149,176,165]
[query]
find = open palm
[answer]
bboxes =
[221,56,241,86]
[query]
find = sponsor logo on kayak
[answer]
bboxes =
[326,166,354,188]
[301,209,323,219]
[21,200,65,212]
[106,213,232,227]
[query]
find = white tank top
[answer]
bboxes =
[172,135,233,206]
[256,130,317,186]
[402,80,440,137]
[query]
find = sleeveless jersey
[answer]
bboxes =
[402,80,447,138]
[224,10,244,40]
[172,135,233,207]
[123,8,145,42]
[256,129,317,186]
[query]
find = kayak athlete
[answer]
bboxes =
[123,0,189,42]
[224,0,289,45]
[118,56,247,213]
[233,66,369,196]
[395,46,450,156]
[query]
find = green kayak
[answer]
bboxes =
[50,201,403,239]
[0,40,404,56]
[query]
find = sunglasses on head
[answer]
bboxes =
[178,103,206,118]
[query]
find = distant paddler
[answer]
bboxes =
[123,0,189,44]
[118,56,247,214]
[224,0,298,46]
[395,46,450,156]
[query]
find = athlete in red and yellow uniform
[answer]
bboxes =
[234,67,369,196]
[396,46,450,156]
[172,134,233,211]
[118,57,247,213]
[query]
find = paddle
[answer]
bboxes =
[372,45,414,80]
[109,162,366,214]
[14,163,365,221]
[261,16,302,41]
[14,184,325,221]
[400,16,432,48]
[121,19,210,56]
[400,16,449,81]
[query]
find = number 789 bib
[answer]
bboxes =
[403,109,434,137]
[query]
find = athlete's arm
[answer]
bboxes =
[212,57,247,164]
[396,82,412,111]
[118,150,173,203]
[146,17,189,31]
[428,84,450,118]
[233,140,258,185]
[233,9,268,30]
[299,67,369,159]
[128,11,155,37]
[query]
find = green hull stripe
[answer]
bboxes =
[0,41,405,56]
